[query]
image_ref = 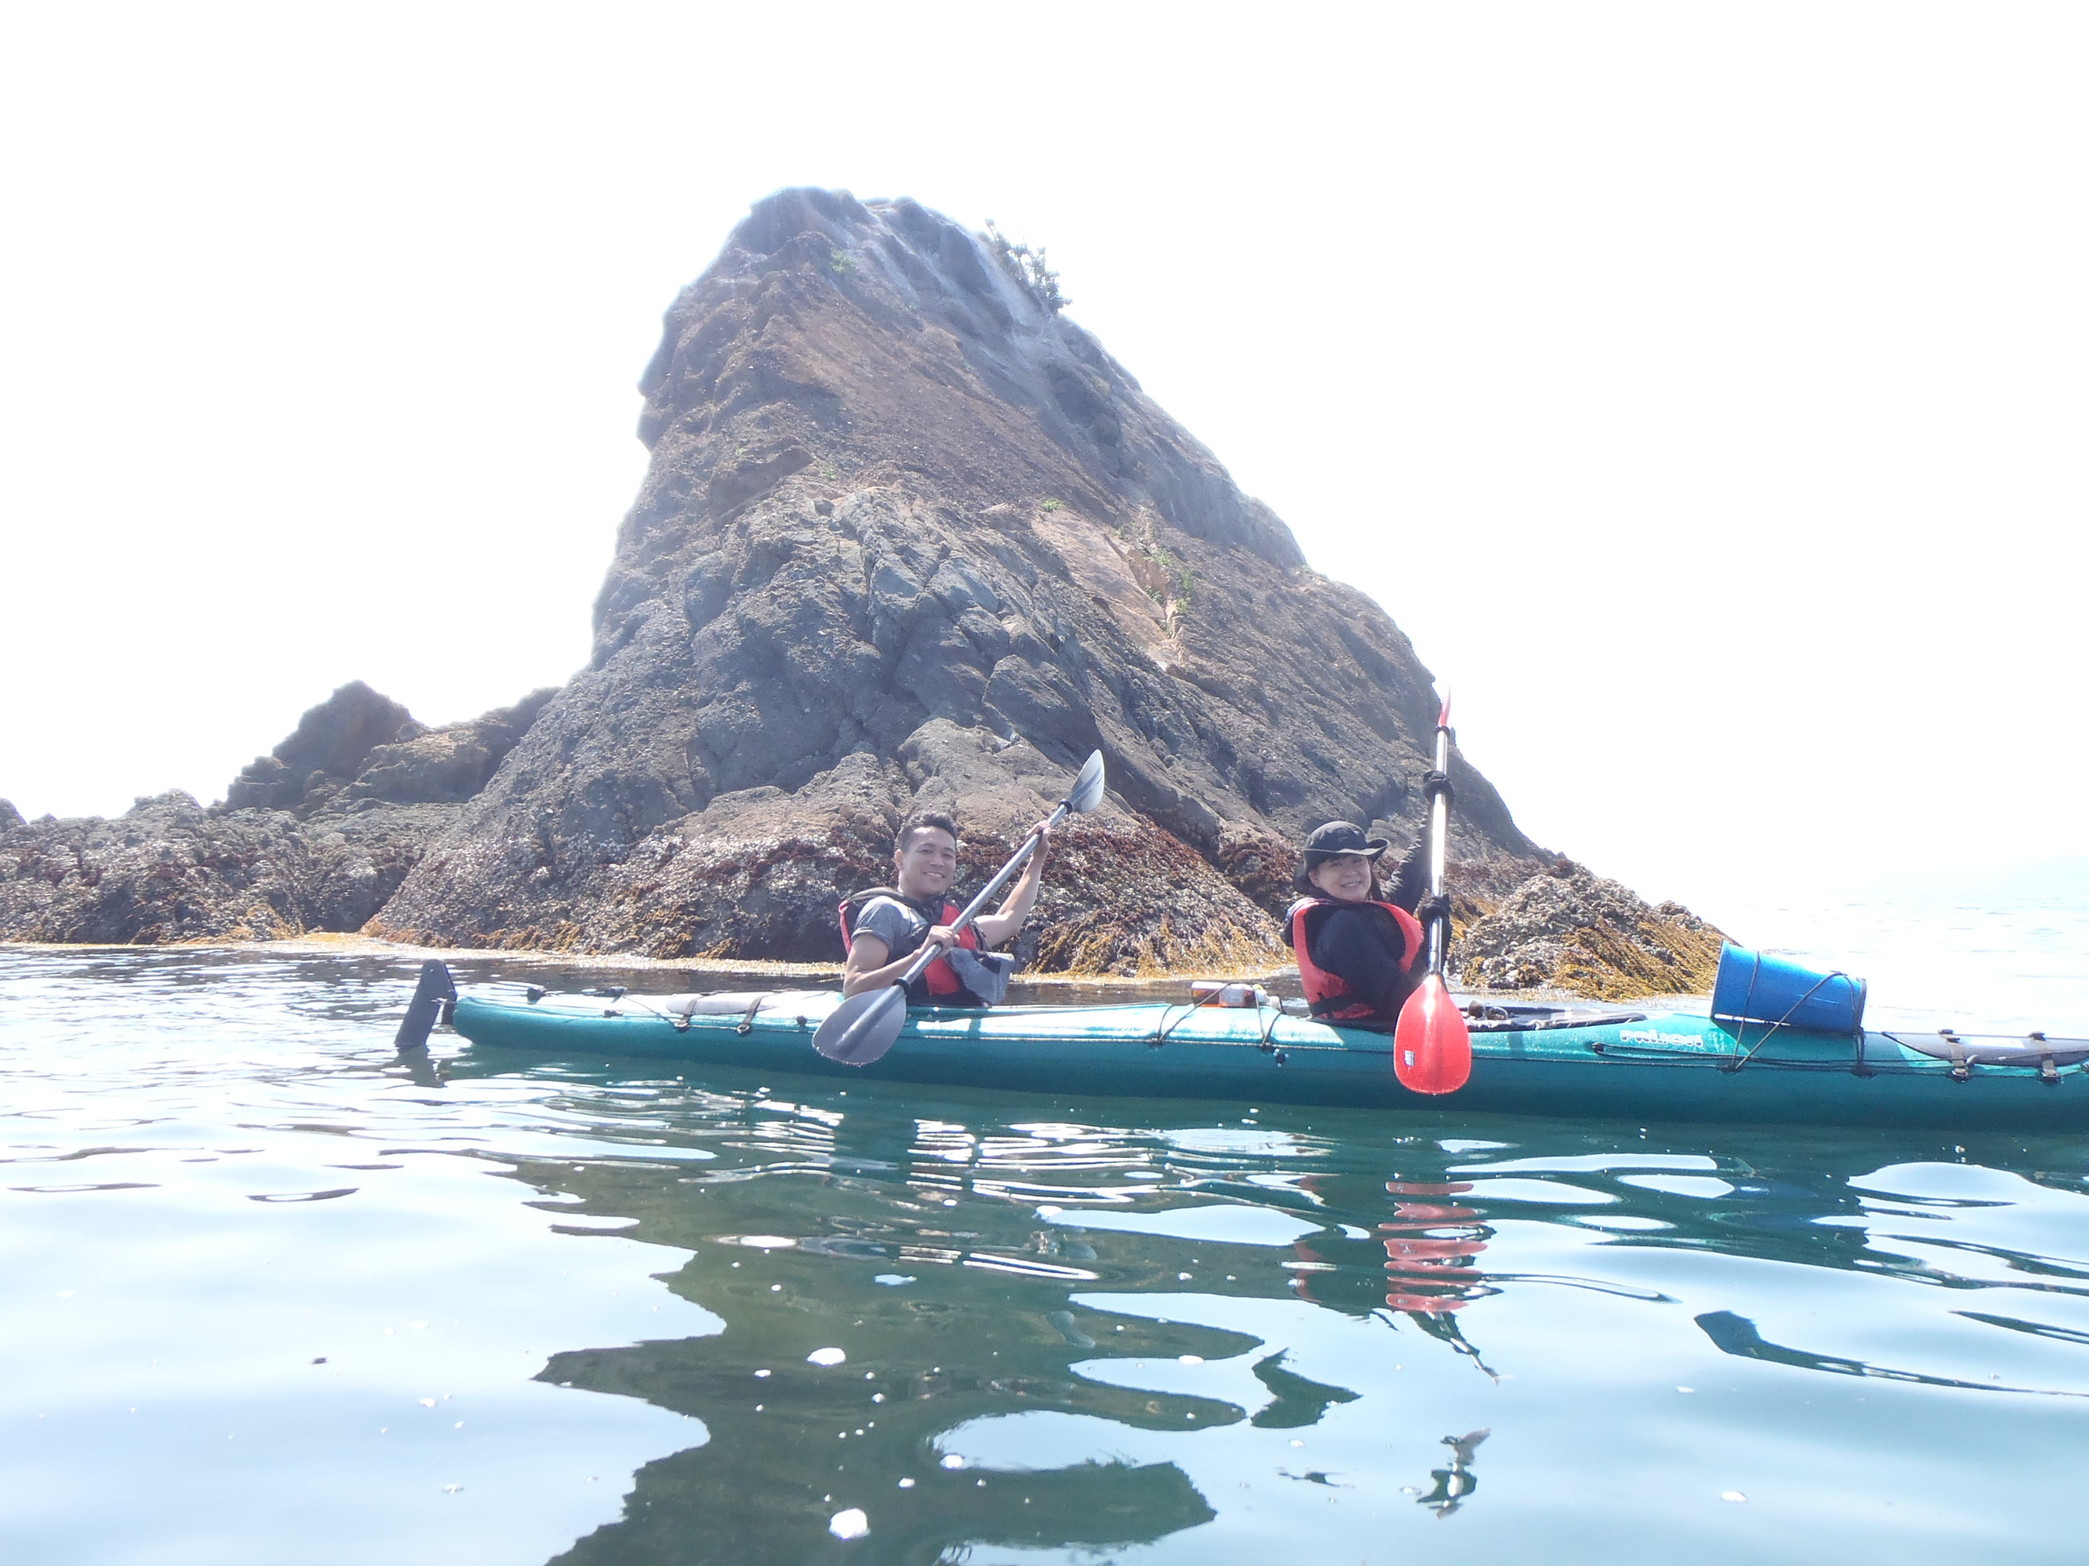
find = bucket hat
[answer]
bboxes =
[1301,820,1391,867]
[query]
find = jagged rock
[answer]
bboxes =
[1454,864,1728,1000]
[0,789,457,943]
[340,688,558,806]
[0,800,22,833]
[371,189,1551,969]
[0,690,553,944]
[224,681,419,813]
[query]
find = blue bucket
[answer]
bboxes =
[1711,943,1867,1033]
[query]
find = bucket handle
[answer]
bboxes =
[1725,949,1862,1068]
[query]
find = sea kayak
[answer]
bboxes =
[441,980,2089,1131]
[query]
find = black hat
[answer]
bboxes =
[1301,820,1391,867]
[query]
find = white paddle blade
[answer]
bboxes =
[812,984,908,1066]
[1067,750,1107,815]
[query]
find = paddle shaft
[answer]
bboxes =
[892,804,1067,987]
[1391,697,1473,1094]
[1424,719,1451,974]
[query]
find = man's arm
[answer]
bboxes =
[971,821,1052,950]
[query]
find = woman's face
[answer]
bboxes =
[1307,852,1376,903]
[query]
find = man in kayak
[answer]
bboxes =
[1282,819,1447,1028]
[839,811,1051,1007]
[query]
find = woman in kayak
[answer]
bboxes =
[1282,820,1445,1027]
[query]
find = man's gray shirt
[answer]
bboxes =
[851,896,937,960]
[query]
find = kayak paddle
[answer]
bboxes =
[813,749,1107,1067]
[1393,694,1473,1093]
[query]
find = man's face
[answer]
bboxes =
[894,827,959,900]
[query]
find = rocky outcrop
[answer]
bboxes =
[224,681,419,812]
[0,790,448,943]
[3,190,1719,988]
[339,688,557,808]
[0,687,550,944]
[220,682,557,816]
[1453,863,1728,1000]
[369,189,1550,970]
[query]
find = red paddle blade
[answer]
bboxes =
[1393,972,1472,1094]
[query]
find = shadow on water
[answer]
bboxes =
[427,1033,2089,1563]
[505,1083,1250,1565]
[459,1072,1517,1562]
[16,948,2089,1563]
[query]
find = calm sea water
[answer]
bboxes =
[6,896,2089,1565]
[1706,891,2089,1035]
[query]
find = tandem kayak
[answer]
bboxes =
[438,976,2089,1131]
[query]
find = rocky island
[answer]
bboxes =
[0,189,1721,996]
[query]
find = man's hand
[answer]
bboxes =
[973,820,1055,951]
[923,924,960,951]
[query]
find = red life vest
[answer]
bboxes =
[838,890,984,1003]
[1285,897,1425,1022]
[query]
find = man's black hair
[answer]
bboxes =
[896,810,960,853]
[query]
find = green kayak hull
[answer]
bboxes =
[447,989,2089,1131]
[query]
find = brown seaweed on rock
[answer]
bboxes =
[1454,863,1728,1001]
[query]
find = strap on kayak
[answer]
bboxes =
[1593,1030,1880,1077]
[1150,1004,1196,1047]
[593,992,697,1032]
[1146,993,1292,1063]
[1256,1000,1283,1053]
[1881,1028,2087,1080]
[1726,967,1861,1071]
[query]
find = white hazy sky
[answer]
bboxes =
[3,2,2084,924]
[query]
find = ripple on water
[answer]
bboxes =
[6,946,2089,1564]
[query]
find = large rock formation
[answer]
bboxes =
[366,188,1549,968]
[2,189,1722,988]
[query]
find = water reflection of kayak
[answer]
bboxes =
[435,971,2089,1131]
